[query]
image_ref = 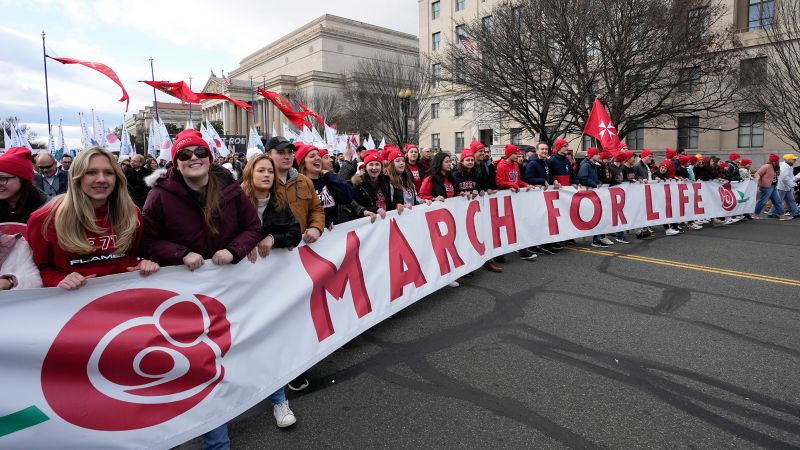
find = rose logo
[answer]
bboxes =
[719,183,737,211]
[41,289,231,431]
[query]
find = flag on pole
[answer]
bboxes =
[366,134,375,150]
[296,100,324,126]
[298,125,314,144]
[205,120,230,157]
[324,124,337,146]
[2,127,11,150]
[119,117,133,156]
[310,126,325,144]
[583,98,621,154]
[185,119,194,130]
[47,56,130,111]
[378,137,386,150]
[283,124,298,143]
[14,126,32,151]
[247,126,264,151]
[257,89,312,129]
[142,81,252,113]
[79,113,97,148]
[104,122,120,153]
[221,71,231,87]
[458,34,476,52]
[47,132,57,155]
[156,118,173,161]
[56,119,66,158]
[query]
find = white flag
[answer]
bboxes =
[205,120,230,157]
[366,134,375,150]
[283,124,299,143]
[247,126,264,151]
[79,113,97,148]
[57,120,67,156]
[119,116,134,156]
[2,127,12,149]
[378,137,386,150]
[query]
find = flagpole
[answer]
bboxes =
[262,75,268,139]
[149,57,160,122]
[188,75,193,124]
[92,108,96,140]
[42,31,52,138]
[249,75,255,133]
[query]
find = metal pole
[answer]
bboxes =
[249,75,255,132]
[149,57,160,121]
[92,108,96,140]
[42,31,52,138]
[189,75,193,124]
[263,75,268,139]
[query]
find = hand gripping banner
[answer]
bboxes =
[0,180,755,449]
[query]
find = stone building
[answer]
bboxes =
[124,102,201,150]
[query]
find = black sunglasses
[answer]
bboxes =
[176,147,211,162]
[37,163,55,171]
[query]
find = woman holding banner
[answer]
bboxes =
[141,129,261,449]
[26,147,159,289]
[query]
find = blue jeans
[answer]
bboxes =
[768,189,799,216]
[268,387,286,405]
[202,424,230,450]
[755,186,782,215]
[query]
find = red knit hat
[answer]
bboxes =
[469,140,485,152]
[171,129,211,164]
[689,156,698,165]
[659,160,672,169]
[640,149,653,158]
[678,155,690,166]
[318,148,328,157]
[294,143,321,167]
[553,139,568,154]
[740,158,752,166]
[665,148,677,159]
[728,152,740,162]
[384,147,404,164]
[382,144,400,162]
[617,142,629,154]
[504,144,521,159]
[362,150,383,166]
[718,161,728,170]
[0,147,33,183]
[404,144,417,152]
[599,150,613,160]
[460,148,476,161]
[614,152,629,163]
[587,147,599,158]
[769,153,780,163]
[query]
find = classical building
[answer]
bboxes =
[419,0,787,163]
[200,14,418,137]
[124,102,201,149]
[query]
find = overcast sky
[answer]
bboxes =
[0,0,419,148]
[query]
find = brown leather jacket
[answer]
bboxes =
[275,168,325,234]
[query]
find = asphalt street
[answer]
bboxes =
[178,218,800,449]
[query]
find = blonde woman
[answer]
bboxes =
[26,147,159,289]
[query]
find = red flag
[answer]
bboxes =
[296,100,324,125]
[48,56,129,111]
[142,80,252,113]
[583,99,621,154]
[257,89,311,128]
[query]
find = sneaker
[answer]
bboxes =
[779,215,793,221]
[550,242,565,250]
[287,376,309,392]
[688,223,703,230]
[543,244,561,254]
[273,400,297,428]
[600,237,614,245]
[752,214,765,220]
[518,249,537,260]
[723,218,736,225]
[646,227,654,232]
[666,228,680,236]
[448,281,460,287]
[615,236,631,244]
[591,241,608,248]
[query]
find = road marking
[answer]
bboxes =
[566,246,800,287]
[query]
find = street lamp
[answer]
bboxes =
[398,88,413,145]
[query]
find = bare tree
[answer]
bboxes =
[293,90,344,127]
[744,1,800,150]
[1,116,39,148]
[339,54,433,146]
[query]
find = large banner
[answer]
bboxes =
[0,180,755,449]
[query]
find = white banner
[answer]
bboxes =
[0,180,755,449]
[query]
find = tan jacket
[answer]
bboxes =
[275,168,325,234]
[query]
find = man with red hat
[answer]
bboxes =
[577,148,614,247]
[724,152,742,182]
[634,149,655,181]
[753,154,783,218]
[548,138,578,187]
[662,148,678,179]
[496,144,529,192]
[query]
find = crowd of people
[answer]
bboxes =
[0,131,796,449]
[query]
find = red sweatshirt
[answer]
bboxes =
[495,159,528,190]
[26,202,143,287]
[407,163,422,192]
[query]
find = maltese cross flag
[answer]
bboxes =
[583,99,621,154]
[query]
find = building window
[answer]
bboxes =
[432,32,441,51]
[740,57,767,86]
[454,99,465,116]
[431,1,440,20]
[625,125,645,150]
[454,58,465,82]
[455,24,466,40]
[482,15,494,32]
[510,128,523,145]
[431,133,441,149]
[456,0,465,12]
[431,103,439,119]
[748,0,774,31]
[455,132,465,150]
[677,116,700,150]
[583,135,598,152]
[432,63,442,88]
[678,66,701,91]
[738,112,765,147]
[688,8,710,37]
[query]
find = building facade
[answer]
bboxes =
[124,102,201,150]
[419,0,787,163]
[200,14,419,137]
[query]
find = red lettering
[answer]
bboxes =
[644,185,660,221]
[569,190,602,231]
[490,196,517,248]
[677,184,690,217]
[465,200,485,255]
[425,208,465,275]
[609,187,628,225]
[388,219,427,302]
[663,184,673,219]
[298,231,372,342]
[543,191,561,235]
[692,182,705,214]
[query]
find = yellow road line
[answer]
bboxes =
[566,246,800,287]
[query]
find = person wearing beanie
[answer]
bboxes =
[576,147,613,247]
[0,147,47,223]
[753,154,782,218]
[295,143,353,229]
[386,147,420,208]
[548,139,578,187]
[352,150,404,222]
[27,146,159,289]
[767,153,800,220]
[634,149,655,181]
[739,158,753,180]
[496,144,530,192]
[404,145,424,192]
[33,152,69,200]
[723,152,742,182]
[676,155,691,179]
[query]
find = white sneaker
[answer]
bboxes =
[666,228,680,236]
[600,237,614,245]
[273,400,296,428]
[448,281,460,287]
[723,218,736,225]
[688,223,703,230]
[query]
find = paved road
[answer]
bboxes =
[180,219,800,449]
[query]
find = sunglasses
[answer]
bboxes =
[176,147,211,162]
[37,163,55,171]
